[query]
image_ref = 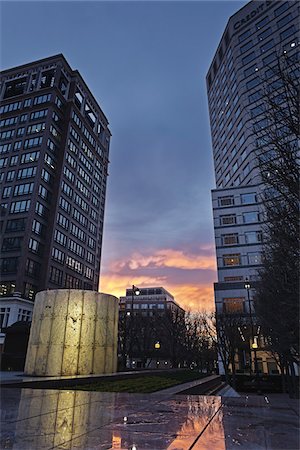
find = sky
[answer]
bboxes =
[1,0,247,312]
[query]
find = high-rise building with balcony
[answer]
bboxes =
[207,0,298,319]
[0,54,111,301]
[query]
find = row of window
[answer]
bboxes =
[218,193,257,207]
[49,264,94,285]
[220,230,262,246]
[218,211,260,226]
[221,252,261,266]
[0,94,52,115]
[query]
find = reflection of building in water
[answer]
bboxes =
[13,389,115,449]
[167,396,225,450]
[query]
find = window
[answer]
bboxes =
[260,39,274,53]
[68,239,85,258]
[0,101,21,114]
[246,77,260,89]
[10,200,30,213]
[0,257,18,274]
[223,254,241,266]
[18,309,32,322]
[61,181,73,198]
[28,238,41,254]
[66,256,83,273]
[248,252,262,265]
[222,234,239,245]
[13,141,22,151]
[65,274,82,289]
[218,196,234,206]
[44,153,56,169]
[224,276,243,282]
[220,214,236,225]
[0,130,14,141]
[251,104,264,118]
[50,125,61,141]
[17,167,37,179]
[245,231,262,244]
[239,29,251,43]
[24,99,32,108]
[240,41,252,54]
[241,193,257,204]
[2,186,12,198]
[24,137,42,149]
[0,307,11,327]
[30,109,48,121]
[256,16,269,30]
[280,25,295,40]
[0,143,11,154]
[54,229,67,246]
[70,223,86,242]
[27,122,46,135]
[2,237,23,251]
[244,65,258,78]
[274,2,289,17]
[49,266,63,285]
[52,247,65,264]
[38,185,50,200]
[243,211,259,223]
[16,127,25,137]
[57,212,69,230]
[85,267,94,280]
[35,202,48,217]
[14,183,34,196]
[6,219,26,234]
[242,52,256,65]
[0,116,18,127]
[20,151,40,164]
[258,27,272,41]
[63,166,75,183]
[41,168,51,184]
[277,14,292,28]
[33,93,51,105]
[223,298,244,314]
[59,196,71,213]
[72,208,88,227]
[32,219,43,235]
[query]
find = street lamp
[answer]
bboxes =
[154,341,161,349]
[245,278,259,384]
[128,285,140,369]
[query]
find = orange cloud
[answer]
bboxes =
[100,273,215,312]
[111,247,217,272]
[100,246,217,312]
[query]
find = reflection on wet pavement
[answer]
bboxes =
[0,388,298,449]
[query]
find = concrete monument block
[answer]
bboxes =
[24,290,119,376]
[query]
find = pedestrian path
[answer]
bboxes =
[1,387,298,449]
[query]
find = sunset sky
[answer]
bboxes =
[1,0,246,311]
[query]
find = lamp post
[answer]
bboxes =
[128,285,140,369]
[245,278,259,385]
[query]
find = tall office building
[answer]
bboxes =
[207,0,298,319]
[0,54,111,301]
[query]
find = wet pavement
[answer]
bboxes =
[1,388,299,449]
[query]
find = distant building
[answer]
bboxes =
[119,287,185,369]
[0,293,33,352]
[0,54,111,300]
[119,286,185,317]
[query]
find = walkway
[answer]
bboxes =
[1,387,299,449]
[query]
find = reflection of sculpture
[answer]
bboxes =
[13,389,115,449]
[24,290,119,376]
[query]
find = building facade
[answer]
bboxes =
[207,0,298,316]
[0,54,111,302]
[119,286,185,316]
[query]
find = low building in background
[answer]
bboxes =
[119,287,185,369]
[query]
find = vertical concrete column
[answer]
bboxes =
[24,290,119,376]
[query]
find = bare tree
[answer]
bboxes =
[254,51,299,396]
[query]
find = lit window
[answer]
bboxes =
[223,254,241,266]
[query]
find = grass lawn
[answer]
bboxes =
[65,370,205,393]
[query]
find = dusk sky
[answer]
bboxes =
[1,0,247,311]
